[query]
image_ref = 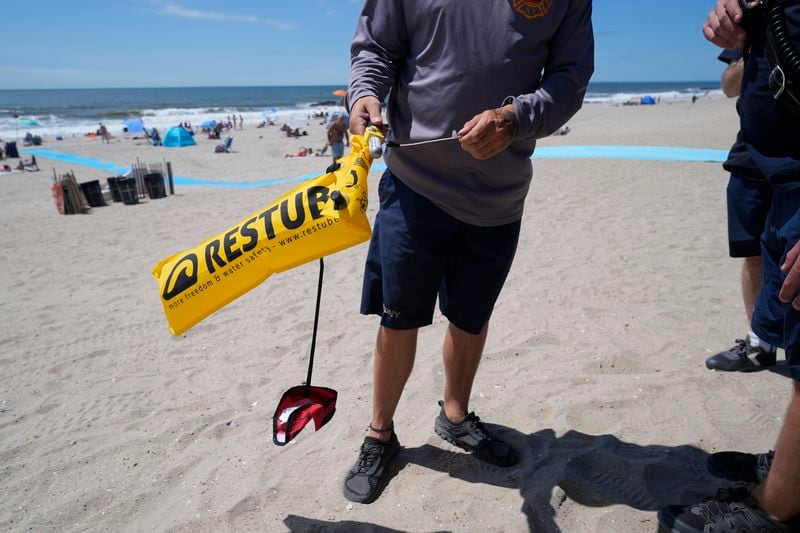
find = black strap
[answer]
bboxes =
[305,258,324,389]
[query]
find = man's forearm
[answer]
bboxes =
[722,59,744,97]
[506,0,594,139]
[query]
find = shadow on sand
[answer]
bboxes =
[285,427,729,532]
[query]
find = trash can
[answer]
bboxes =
[144,173,167,199]
[79,180,106,207]
[107,177,123,202]
[117,177,139,205]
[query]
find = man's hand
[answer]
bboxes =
[779,241,800,310]
[349,96,383,135]
[703,0,751,49]
[458,105,518,160]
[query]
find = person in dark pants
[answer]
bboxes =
[659,1,800,531]
[705,48,778,372]
[343,0,594,504]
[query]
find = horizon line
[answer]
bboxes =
[0,80,721,92]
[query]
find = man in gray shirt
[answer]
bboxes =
[344,0,594,503]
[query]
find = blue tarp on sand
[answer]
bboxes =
[23,145,729,190]
[162,127,196,148]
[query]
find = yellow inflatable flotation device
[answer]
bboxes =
[152,128,384,335]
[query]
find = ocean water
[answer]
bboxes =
[0,86,347,140]
[584,81,723,104]
[0,82,722,140]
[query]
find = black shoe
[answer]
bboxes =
[707,450,774,485]
[658,487,797,533]
[705,339,777,372]
[434,401,518,467]
[342,432,400,504]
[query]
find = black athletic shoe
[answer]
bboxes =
[342,432,400,504]
[707,450,774,485]
[705,339,777,372]
[658,487,797,533]
[434,401,518,467]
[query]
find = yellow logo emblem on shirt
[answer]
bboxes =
[513,0,554,19]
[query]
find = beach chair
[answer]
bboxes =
[215,136,233,153]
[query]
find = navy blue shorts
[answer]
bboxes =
[360,170,520,335]
[726,174,772,257]
[751,184,800,380]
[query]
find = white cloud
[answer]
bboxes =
[156,3,296,30]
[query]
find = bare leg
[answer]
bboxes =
[368,326,418,442]
[753,381,800,522]
[442,322,489,423]
[742,256,763,326]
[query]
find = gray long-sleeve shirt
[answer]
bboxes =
[349,0,594,226]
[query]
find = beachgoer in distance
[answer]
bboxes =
[239,114,244,130]
[343,0,594,504]
[658,1,800,530]
[327,115,349,163]
[704,48,777,373]
[99,123,110,144]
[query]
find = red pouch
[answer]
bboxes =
[273,385,338,445]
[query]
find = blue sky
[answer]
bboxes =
[0,1,726,89]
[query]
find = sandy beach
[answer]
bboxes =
[1,97,792,532]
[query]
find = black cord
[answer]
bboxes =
[306,258,324,389]
[767,0,800,79]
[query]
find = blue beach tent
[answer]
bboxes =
[123,118,145,134]
[163,127,197,147]
[640,95,656,105]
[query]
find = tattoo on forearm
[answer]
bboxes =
[495,108,519,138]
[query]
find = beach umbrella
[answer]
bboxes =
[332,89,346,97]
[15,117,40,141]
